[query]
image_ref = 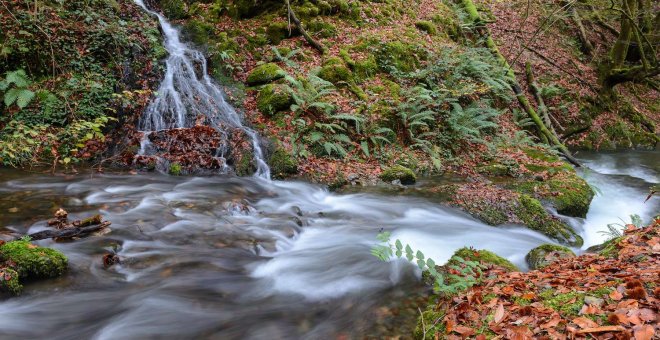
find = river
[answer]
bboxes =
[0,150,657,338]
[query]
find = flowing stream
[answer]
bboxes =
[0,4,658,338]
[0,150,657,338]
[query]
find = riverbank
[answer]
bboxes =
[415,219,659,339]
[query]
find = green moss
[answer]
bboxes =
[380,165,416,185]
[414,308,446,339]
[0,268,23,295]
[516,173,594,218]
[182,19,214,46]
[235,150,255,177]
[376,41,425,73]
[308,20,337,38]
[415,21,437,35]
[159,0,188,19]
[431,3,460,41]
[517,194,583,247]
[449,247,519,272]
[352,55,379,81]
[257,84,292,116]
[318,63,352,84]
[539,289,586,318]
[269,148,298,179]
[0,240,67,280]
[598,236,623,258]
[266,22,299,45]
[246,63,286,86]
[526,244,575,269]
[169,162,182,176]
[477,164,511,176]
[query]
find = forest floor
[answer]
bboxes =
[419,219,660,340]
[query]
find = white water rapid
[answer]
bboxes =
[133,0,270,179]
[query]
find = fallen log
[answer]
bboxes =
[26,222,111,241]
[24,209,111,241]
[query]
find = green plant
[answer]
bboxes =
[394,87,436,147]
[271,47,301,68]
[443,101,500,146]
[0,70,35,109]
[372,232,486,295]
[599,214,643,240]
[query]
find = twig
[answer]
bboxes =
[284,0,325,54]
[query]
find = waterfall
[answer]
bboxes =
[132,0,270,179]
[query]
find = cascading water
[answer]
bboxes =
[132,0,270,179]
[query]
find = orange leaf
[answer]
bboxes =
[575,326,626,334]
[633,325,655,340]
[572,316,598,329]
[453,325,475,336]
[610,290,623,301]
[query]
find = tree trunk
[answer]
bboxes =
[610,0,638,68]
[459,0,582,166]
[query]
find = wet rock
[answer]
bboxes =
[526,244,576,270]
[380,165,416,185]
[246,63,286,86]
[0,240,68,279]
[291,206,303,216]
[0,268,22,296]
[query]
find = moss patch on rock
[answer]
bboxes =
[257,84,293,115]
[526,244,575,270]
[0,268,23,296]
[515,172,594,218]
[415,21,437,35]
[380,165,416,184]
[269,148,298,179]
[0,240,68,280]
[318,62,352,84]
[449,247,519,272]
[246,63,286,86]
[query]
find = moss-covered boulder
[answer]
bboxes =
[246,63,286,86]
[269,148,298,179]
[415,21,437,35]
[0,268,22,295]
[159,0,188,20]
[526,244,575,270]
[380,165,416,185]
[318,62,352,84]
[266,22,300,44]
[257,84,293,116]
[452,185,583,246]
[0,240,67,280]
[376,41,425,73]
[516,173,594,218]
[449,247,519,272]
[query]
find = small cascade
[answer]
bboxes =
[132,0,270,179]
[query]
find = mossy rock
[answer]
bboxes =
[415,21,437,35]
[516,195,583,247]
[269,148,298,179]
[0,240,67,280]
[449,247,519,272]
[380,165,416,185]
[308,20,337,38]
[182,19,214,46]
[266,22,300,45]
[257,84,293,116]
[516,174,594,218]
[477,163,511,177]
[526,244,575,270]
[0,268,22,296]
[376,41,426,73]
[159,0,188,20]
[246,63,286,86]
[169,162,182,176]
[318,63,352,84]
[234,150,256,177]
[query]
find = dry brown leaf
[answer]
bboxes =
[575,325,626,334]
[572,316,599,329]
[632,325,655,340]
[610,290,624,301]
[493,303,505,324]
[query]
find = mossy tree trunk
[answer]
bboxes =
[459,0,581,166]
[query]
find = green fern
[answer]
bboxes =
[1,69,35,109]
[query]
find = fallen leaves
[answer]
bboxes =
[426,221,660,339]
